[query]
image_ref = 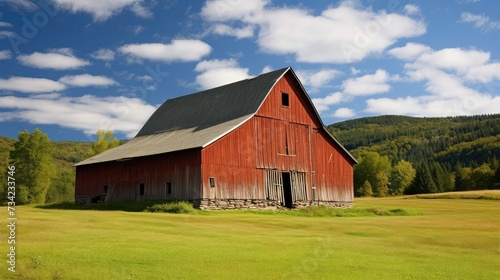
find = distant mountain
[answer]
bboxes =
[327,114,500,167]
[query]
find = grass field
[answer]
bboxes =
[1,191,499,279]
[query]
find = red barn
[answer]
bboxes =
[75,67,357,209]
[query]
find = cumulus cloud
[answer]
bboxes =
[0,95,157,138]
[296,69,343,92]
[59,74,117,87]
[333,107,355,118]
[18,49,90,70]
[460,12,500,31]
[342,69,390,95]
[212,24,254,39]
[0,76,66,93]
[91,48,115,61]
[51,0,152,22]
[403,4,420,15]
[312,92,346,113]
[0,49,12,60]
[194,58,251,89]
[0,0,38,11]
[119,40,212,63]
[367,44,500,117]
[201,0,426,63]
[388,42,432,61]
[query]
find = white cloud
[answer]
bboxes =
[18,50,90,70]
[0,95,157,138]
[333,108,355,118]
[460,12,500,31]
[0,76,67,93]
[212,24,254,39]
[0,0,38,11]
[132,25,145,35]
[0,21,13,28]
[0,49,12,60]
[296,69,343,92]
[119,40,212,63]
[90,48,115,61]
[0,30,15,38]
[51,0,151,22]
[465,63,500,83]
[261,65,273,74]
[388,42,432,61]
[312,92,346,113]
[194,58,251,89]
[404,4,420,15]
[201,0,268,22]
[415,48,490,74]
[59,74,117,87]
[201,0,426,63]
[342,69,390,95]
[369,43,500,117]
[350,67,361,75]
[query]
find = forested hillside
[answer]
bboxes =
[0,135,91,204]
[328,114,500,195]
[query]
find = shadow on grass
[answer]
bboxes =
[36,200,175,212]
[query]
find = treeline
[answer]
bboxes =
[329,114,500,196]
[0,129,118,205]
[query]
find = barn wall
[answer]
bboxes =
[313,129,354,202]
[75,149,202,202]
[256,72,322,127]
[201,118,263,199]
[202,72,355,204]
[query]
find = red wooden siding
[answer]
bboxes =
[201,118,263,199]
[76,149,202,201]
[256,72,322,127]
[313,129,354,202]
[202,72,354,202]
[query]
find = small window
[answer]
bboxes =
[209,177,216,188]
[139,183,145,196]
[166,182,172,195]
[281,92,289,107]
[103,185,108,194]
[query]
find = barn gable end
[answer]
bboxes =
[75,67,356,209]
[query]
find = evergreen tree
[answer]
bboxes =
[406,164,437,194]
[9,129,56,204]
[357,180,373,197]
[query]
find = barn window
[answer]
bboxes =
[166,182,172,195]
[209,177,216,188]
[139,183,145,196]
[281,92,289,107]
[103,185,108,194]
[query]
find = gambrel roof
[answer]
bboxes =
[76,67,356,166]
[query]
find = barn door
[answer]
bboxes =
[291,171,308,201]
[281,172,293,208]
[265,170,284,205]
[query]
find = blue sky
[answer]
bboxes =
[0,0,499,141]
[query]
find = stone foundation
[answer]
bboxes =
[192,199,353,210]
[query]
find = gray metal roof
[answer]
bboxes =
[76,67,357,166]
[76,67,288,166]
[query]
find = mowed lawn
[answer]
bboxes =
[1,192,499,279]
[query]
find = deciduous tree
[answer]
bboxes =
[9,129,56,204]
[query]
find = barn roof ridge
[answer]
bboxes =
[76,66,356,166]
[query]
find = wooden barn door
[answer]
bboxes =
[265,170,284,205]
[291,171,308,202]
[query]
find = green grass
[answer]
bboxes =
[1,196,499,279]
[409,190,500,200]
